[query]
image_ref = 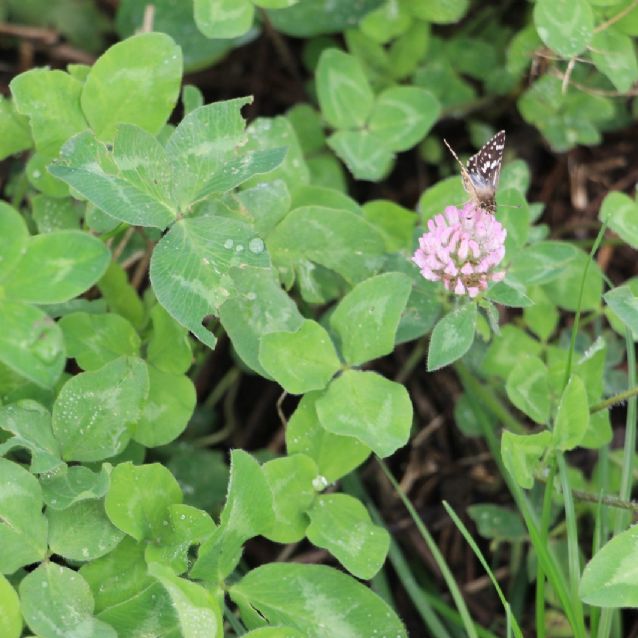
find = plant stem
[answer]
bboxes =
[223,601,246,635]
[615,326,637,530]
[193,368,241,447]
[204,367,241,410]
[589,445,608,638]
[594,0,638,33]
[590,385,638,414]
[419,594,501,638]
[562,223,607,391]
[534,469,638,513]
[395,338,427,384]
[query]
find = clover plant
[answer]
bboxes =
[1,1,638,637]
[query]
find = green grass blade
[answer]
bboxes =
[376,457,480,638]
[535,456,556,638]
[556,453,586,634]
[342,473,452,638]
[224,601,246,635]
[507,467,584,637]
[442,500,524,638]
[418,591,503,638]
[456,379,584,636]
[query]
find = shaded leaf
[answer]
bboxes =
[307,494,389,579]
[191,450,274,581]
[316,370,412,457]
[194,0,254,39]
[259,319,341,394]
[262,454,318,543]
[505,356,551,425]
[60,312,141,371]
[105,462,182,541]
[267,206,385,285]
[41,464,110,510]
[327,129,394,181]
[501,430,552,489]
[0,400,62,473]
[369,86,440,152]
[286,392,371,482]
[133,367,196,448]
[534,0,593,58]
[0,301,65,389]
[47,499,125,561]
[5,230,110,304]
[148,562,223,637]
[554,375,589,451]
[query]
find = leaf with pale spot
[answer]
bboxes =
[150,214,271,349]
[148,562,223,638]
[0,458,48,574]
[52,357,149,462]
[316,49,374,129]
[0,400,62,473]
[580,525,638,607]
[330,272,412,365]
[191,450,274,581]
[230,564,407,638]
[19,564,116,638]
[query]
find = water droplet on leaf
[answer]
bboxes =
[248,237,265,254]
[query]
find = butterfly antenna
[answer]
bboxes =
[442,138,466,172]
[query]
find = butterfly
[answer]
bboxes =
[443,130,506,215]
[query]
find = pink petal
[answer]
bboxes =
[445,206,460,224]
[421,267,439,281]
[444,262,458,276]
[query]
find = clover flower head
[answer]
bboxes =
[412,203,507,298]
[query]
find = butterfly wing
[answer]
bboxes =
[466,130,506,191]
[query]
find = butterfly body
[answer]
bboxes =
[444,130,506,215]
